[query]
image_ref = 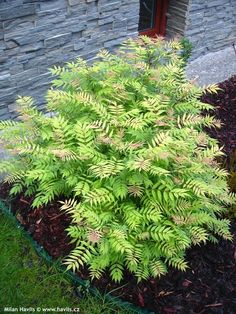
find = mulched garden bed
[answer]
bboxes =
[0,184,235,314]
[201,75,236,159]
[1,76,236,314]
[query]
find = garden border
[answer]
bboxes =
[0,198,154,314]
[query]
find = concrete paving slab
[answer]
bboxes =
[186,46,236,86]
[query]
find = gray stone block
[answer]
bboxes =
[40,0,67,11]
[3,17,35,32]
[4,31,41,46]
[98,2,121,13]
[23,56,48,70]
[20,41,44,53]
[0,87,17,102]
[0,55,8,64]
[104,37,126,48]
[0,73,10,88]
[0,4,36,21]
[61,18,86,34]
[99,22,113,31]
[68,0,80,6]
[44,33,72,48]
[23,0,52,2]
[74,41,85,51]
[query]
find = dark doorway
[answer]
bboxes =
[138,0,168,36]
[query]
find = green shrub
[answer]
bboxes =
[179,37,193,64]
[0,36,234,282]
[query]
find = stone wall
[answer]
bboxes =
[185,0,236,59]
[1,0,236,121]
[166,0,189,38]
[0,0,139,120]
[166,0,236,59]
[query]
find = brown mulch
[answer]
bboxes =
[0,184,235,314]
[201,75,236,159]
[0,76,236,313]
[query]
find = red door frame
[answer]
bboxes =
[139,0,169,37]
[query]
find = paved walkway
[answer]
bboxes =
[186,46,236,86]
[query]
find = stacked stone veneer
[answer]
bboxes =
[185,0,236,58]
[1,0,236,121]
[166,0,189,38]
[166,0,236,59]
[0,0,139,120]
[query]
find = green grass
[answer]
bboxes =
[0,212,134,314]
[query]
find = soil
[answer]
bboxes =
[1,76,236,314]
[201,75,236,159]
[0,184,235,314]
